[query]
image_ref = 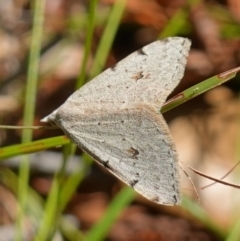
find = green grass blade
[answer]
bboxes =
[0,168,45,241]
[58,154,92,212]
[89,0,127,79]
[17,0,46,240]
[84,186,135,241]
[226,217,240,241]
[34,178,59,241]
[161,66,240,113]
[181,196,225,238]
[22,0,46,141]
[0,168,44,219]
[159,0,201,38]
[76,0,98,89]
[0,136,70,160]
[59,217,85,241]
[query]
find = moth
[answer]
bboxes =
[42,37,191,205]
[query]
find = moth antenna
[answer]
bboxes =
[0,125,58,130]
[186,164,240,189]
[179,165,200,203]
[200,160,240,190]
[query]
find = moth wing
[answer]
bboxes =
[51,103,181,205]
[42,37,190,123]
[66,37,190,109]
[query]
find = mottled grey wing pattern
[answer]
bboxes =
[53,103,181,205]
[42,37,191,205]
[64,37,190,109]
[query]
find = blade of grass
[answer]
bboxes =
[89,0,127,79]
[17,0,46,240]
[226,217,240,241]
[59,217,85,241]
[76,0,98,89]
[0,168,45,241]
[58,154,92,212]
[159,0,200,38]
[181,195,226,238]
[161,66,240,113]
[21,0,46,141]
[84,186,136,241]
[0,136,70,160]
[34,178,59,241]
[0,168,44,220]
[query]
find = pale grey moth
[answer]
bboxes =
[42,37,191,205]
